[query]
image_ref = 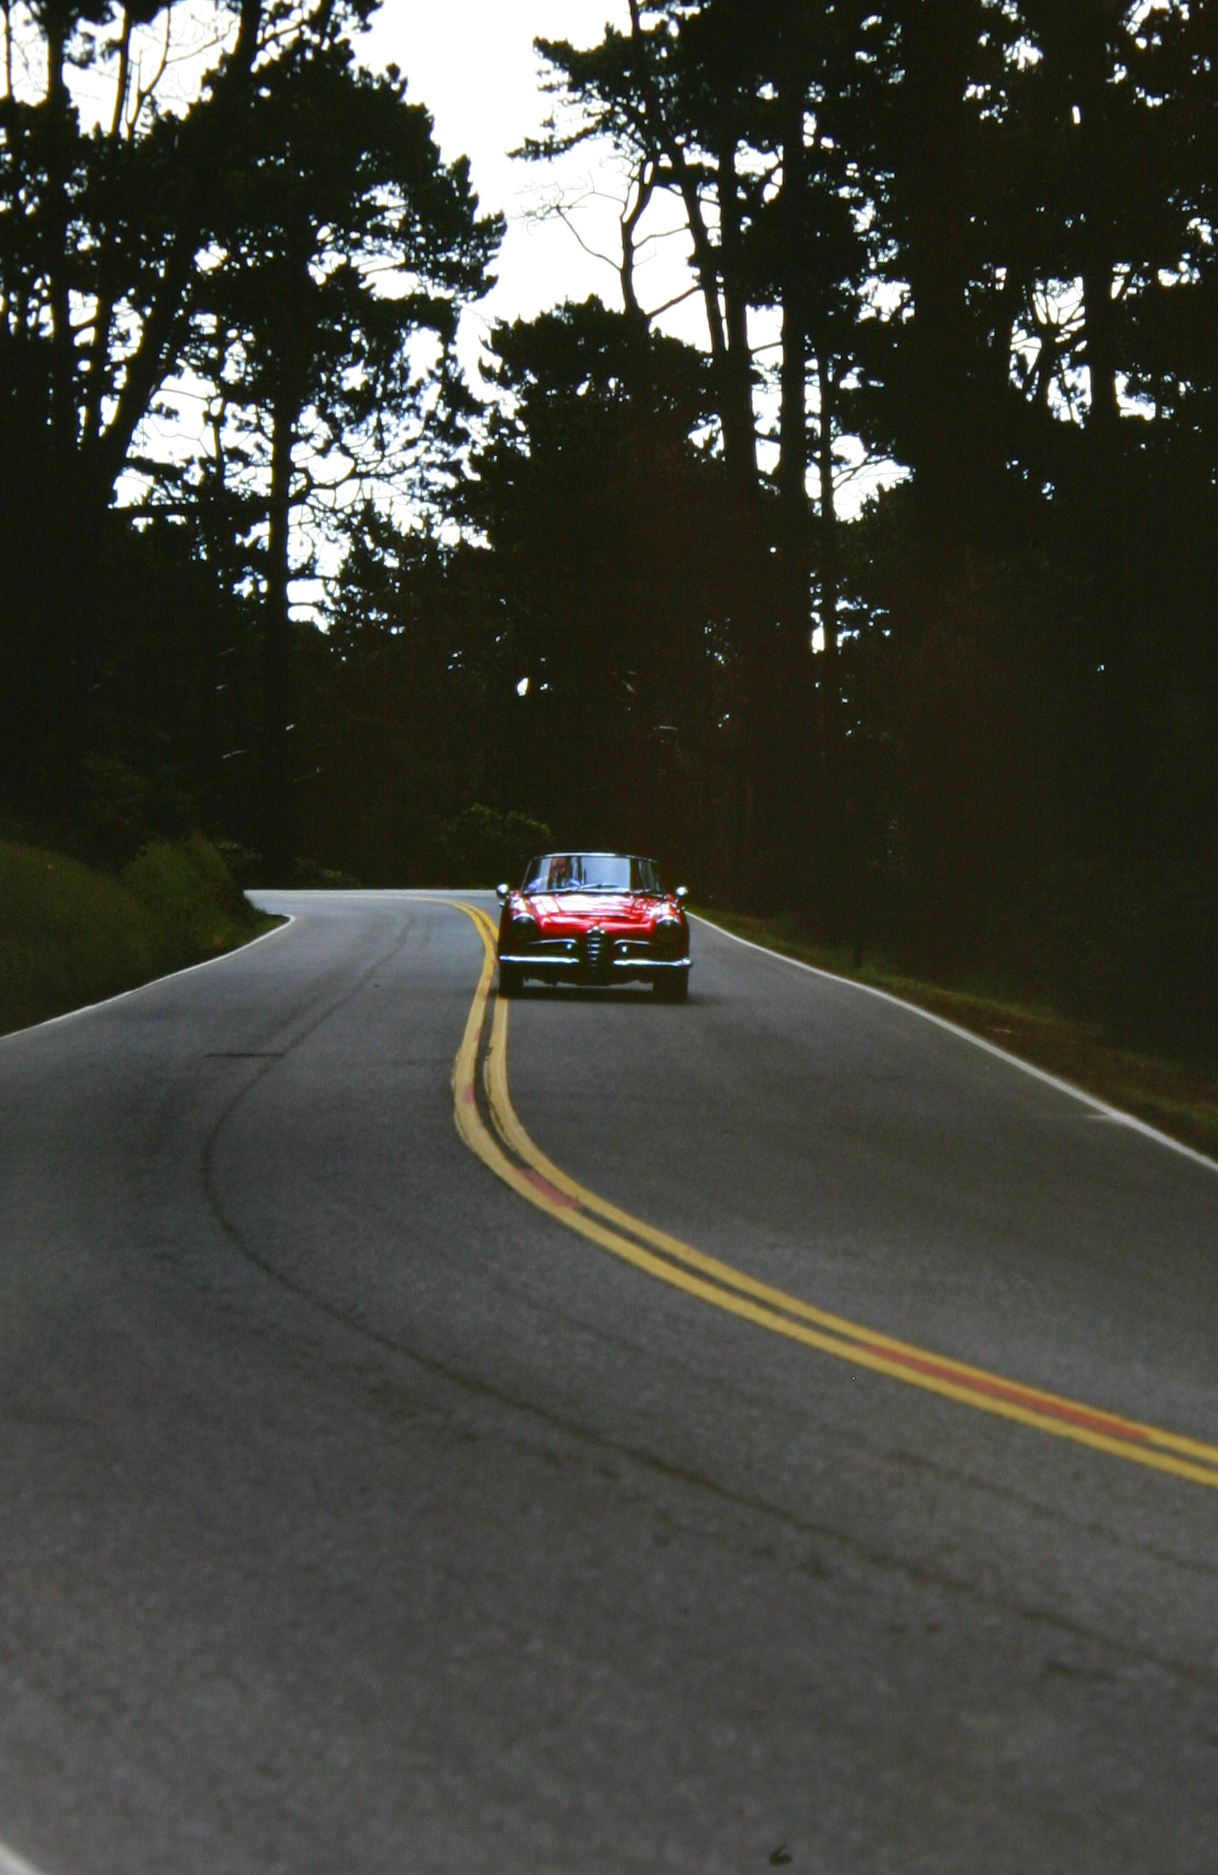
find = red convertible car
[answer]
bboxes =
[495,852,692,1001]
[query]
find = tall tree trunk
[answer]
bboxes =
[39,6,91,815]
[817,363,841,703]
[1062,0,1120,445]
[623,1,762,894]
[981,264,1024,529]
[1082,260,1118,436]
[816,350,844,937]
[713,128,769,896]
[1068,11,1129,840]
[1079,171,1119,439]
[262,389,296,879]
[776,48,812,887]
[626,1,733,429]
[716,135,757,503]
[896,0,981,602]
[619,156,655,334]
[44,9,73,464]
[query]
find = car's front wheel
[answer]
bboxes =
[498,961,524,998]
[653,972,688,1003]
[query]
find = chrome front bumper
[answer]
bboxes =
[496,952,691,974]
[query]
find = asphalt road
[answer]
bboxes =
[0,890,1216,1875]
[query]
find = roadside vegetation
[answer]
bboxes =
[697,909,1218,1165]
[0,837,279,1039]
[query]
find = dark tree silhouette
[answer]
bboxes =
[0,0,268,812]
[186,28,498,872]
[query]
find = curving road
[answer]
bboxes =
[0,891,1216,1874]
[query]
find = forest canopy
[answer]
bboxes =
[1,0,1215,1054]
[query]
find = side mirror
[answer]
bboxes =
[674,885,689,902]
[495,882,510,905]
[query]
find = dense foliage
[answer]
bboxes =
[0,0,499,858]
[2,0,1215,1054]
[517,0,1218,1054]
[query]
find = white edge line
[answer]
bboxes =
[0,1840,53,1875]
[691,912,1218,1178]
[0,911,295,1050]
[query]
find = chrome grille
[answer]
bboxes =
[583,926,609,974]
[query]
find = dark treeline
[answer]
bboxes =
[2,1,1216,1054]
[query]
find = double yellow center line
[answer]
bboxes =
[451,901,1218,1491]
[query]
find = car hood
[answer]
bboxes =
[525,893,669,927]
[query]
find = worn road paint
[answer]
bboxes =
[449,901,1218,1490]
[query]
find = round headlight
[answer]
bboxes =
[512,913,538,937]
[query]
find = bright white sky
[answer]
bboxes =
[356,0,705,376]
[353,2,891,520]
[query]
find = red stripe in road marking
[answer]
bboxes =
[551,1192,1175,1451]
[854,1340,1157,1443]
[521,1168,580,1209]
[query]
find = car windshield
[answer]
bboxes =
[523,853,660,894]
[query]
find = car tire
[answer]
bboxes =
[498,962,523,998]
[653,972,688,1003]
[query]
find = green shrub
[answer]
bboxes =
[0,836,270,1037]
[439,805,553,887]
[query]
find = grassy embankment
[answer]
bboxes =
[695,908,1218,1163]
[0,836,281,1039]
